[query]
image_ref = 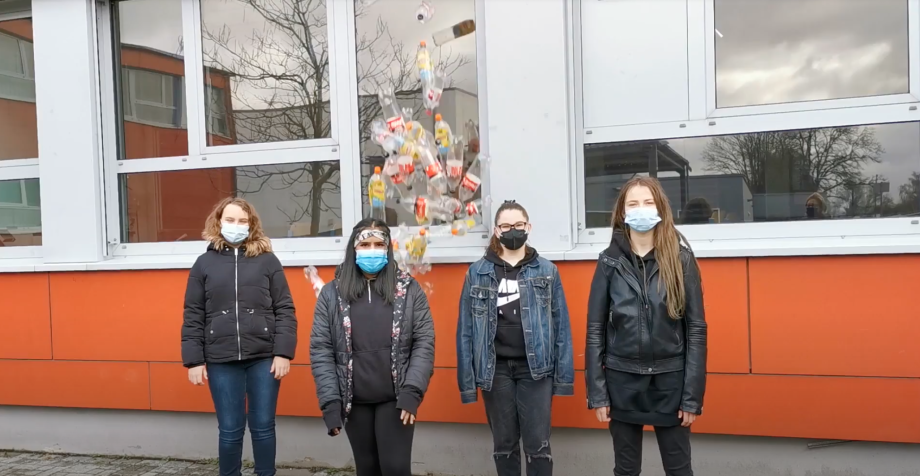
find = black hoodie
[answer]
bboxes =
[484,247,540,359]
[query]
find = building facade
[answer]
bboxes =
[1,0,919,474]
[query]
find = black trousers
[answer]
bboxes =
[609,419,693,476]
[345,401,415,476]
[481,358,554,476]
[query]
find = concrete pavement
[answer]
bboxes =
[0,452,354,476]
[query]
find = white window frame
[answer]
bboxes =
[571,0,920,256]
[98,0,355,257]
[0,5,40,260]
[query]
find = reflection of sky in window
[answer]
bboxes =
[714,0,909,108]
[116,0,478,111]
[667,122,920,198]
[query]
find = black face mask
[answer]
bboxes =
[499,229,528,250]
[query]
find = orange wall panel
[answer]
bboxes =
[695,374,920,443]
[749,256,920,378]
[50,270,187,362]
[417,368,487,425]
[0,361,150,410]
[277,366,321,418]
[415,264,468,368]
[697,259,750,373]
[0,273,51,359]
[285,266,337,365]
[558,261,596,371]
[149,362,214,413]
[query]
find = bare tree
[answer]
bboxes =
[701,127,884,203]
[200,0,470,234]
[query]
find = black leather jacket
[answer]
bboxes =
[310,267,435,433]
[585,232,707,414]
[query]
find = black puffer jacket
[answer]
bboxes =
[181,244,297,367]
[310,267,435,433]
[585,231,707,414]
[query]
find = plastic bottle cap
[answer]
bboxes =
[419,229,427,235]
[435,113,442,121]
[451,228,458,235]
[374,166,381,173]
[420,41,427,47]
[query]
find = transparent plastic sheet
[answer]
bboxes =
[304,266,325,298]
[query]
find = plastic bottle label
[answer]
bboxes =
[386,115,405,131]
[447,162,463,178]
[425,163,442,178]
[415,197,427,219]
[461,173,481,192]
[466,202,479,216]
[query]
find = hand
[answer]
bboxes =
[330,428,340,437]
[595,406,611,422]
[188,366,207,386]
[270,357,291,380]
[400,410,416,425]
[678,410,697,427]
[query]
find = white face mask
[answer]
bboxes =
[624,207,661,232]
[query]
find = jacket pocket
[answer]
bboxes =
[532,277,552,307]
[469,285,492,317]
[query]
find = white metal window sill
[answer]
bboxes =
[565,234,920,260]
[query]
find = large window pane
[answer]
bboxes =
[200,0,332,147]
[115,0,189,158]
[584,122,920,227]
[120,161,342,243]
[356,0,480,226]
[0,178,41,246]
[714,0,909,108]
[0,14,37,161]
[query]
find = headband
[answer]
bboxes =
[354,229,389,248]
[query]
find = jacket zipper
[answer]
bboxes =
[367,280,372,303]
[234,248,242,360]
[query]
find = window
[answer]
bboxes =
[120,161,341,243]
[105,0,343,250]
[0,178,40,247]
[583,121,920,228]
[355,0,482,226]
[713,0,909,108]
[199,0,332,147]
[0,15,37,161]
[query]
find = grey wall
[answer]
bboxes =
[0,406,918,476]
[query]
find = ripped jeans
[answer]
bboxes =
[482,358,553,476]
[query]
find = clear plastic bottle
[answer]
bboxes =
[464,119,480,154]
[371,119,403,154]
[422,68,445,114]
[415,1,434,23]
[434,113,453,156]
[459,153,489,201]
[451,218,476,236]
[368,166,387,220]
[432,19,476,46]
[413,195,453,223]
[417,41,433,81]
[303,266,325,298]
[382,157,411,200]
[377,88,406,132]
[464,197,491,225]
[445,142,464,192]
[416,131,448,195]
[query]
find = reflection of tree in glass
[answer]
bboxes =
[701,127,883,197]
[896,172,920,215]
[199,0,470,233]
[237,164,340,234]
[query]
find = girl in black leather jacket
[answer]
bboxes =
[585,177,707,476]
[310,218,435,476]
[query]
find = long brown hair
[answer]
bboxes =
[487,200,530,256]
[611,176,695,319]
[202,197,272,258]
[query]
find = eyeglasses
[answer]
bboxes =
[497,222,528,233]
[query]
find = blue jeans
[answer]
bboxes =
[207,358,281,476]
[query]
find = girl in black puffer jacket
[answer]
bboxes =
[310,218,435,476]
[181,197,297,476]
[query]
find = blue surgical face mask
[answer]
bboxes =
[221,223,250,244]
[624,207,661,233]
[356,249,388,274]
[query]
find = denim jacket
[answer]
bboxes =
[456,253,574,404]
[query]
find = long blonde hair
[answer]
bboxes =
[611,176,694,319]
[202,197,272,258]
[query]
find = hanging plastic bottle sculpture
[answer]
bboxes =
[371,119,403,154]
[415,1,434,23]
[416,41,433,81]
[422,68,445,114]
[368,166,387,220]
[459,154,489,202]
[434,114,453,156]
[378,88,405,132]
[304,266,325,298]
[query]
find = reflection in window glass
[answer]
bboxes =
[0,178,41,246]
[355,0,480,226]
[120,161,342,243]
[0,14,38,161]
[200,0,332,147]
[115,0,189,159]
[714,0,909,108]
[584,122,920,228]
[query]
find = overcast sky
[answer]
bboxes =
[117,0,478,109]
